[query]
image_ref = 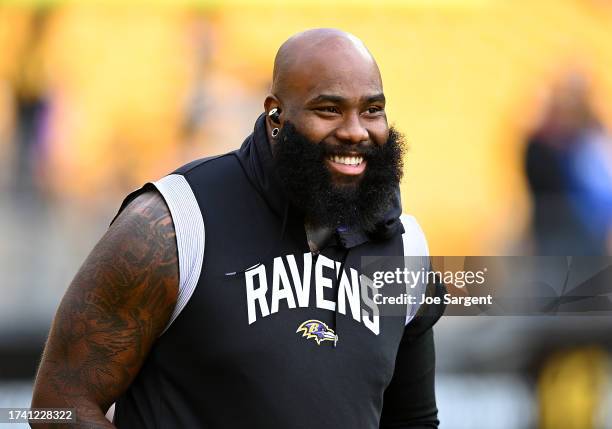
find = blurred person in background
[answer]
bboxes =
[525,73,612,256]
[11,9,51,203]
[538,346,609,429]
[30,28,444,428]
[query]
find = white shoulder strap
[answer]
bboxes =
[153,174,205,334]
[399,214,430,326]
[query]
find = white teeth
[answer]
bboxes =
[330,155,363,166]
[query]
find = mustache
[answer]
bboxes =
[319,141,377,158]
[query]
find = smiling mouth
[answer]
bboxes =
[329,155,363,166]
[326,154,367,176]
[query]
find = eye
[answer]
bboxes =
[315,106,340,114]
[366,106,384,115]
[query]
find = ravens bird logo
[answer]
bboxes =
[296,320,338,346]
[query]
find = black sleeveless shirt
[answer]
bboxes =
[111,114,443,428]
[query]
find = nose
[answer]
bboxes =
[335,112,369,144]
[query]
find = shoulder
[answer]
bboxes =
[110,191,178,284]
[399,214,429,257]
[112,189,174,236]
[92,188,179,333]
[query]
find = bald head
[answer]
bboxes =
[264,28,390,181]
[271,28,381,98]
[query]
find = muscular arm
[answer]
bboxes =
[30,190,178,428]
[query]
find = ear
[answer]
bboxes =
[264,95,283,126]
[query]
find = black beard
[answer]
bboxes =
[272,121,405,232]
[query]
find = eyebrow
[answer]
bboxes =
[306,93,386,105]
[364,93,386,104]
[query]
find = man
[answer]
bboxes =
[31,28,444,428]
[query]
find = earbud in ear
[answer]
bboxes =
[268,107,281,124]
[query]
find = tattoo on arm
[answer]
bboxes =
[31,191,179,428]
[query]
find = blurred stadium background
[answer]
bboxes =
[2,0,612,427]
